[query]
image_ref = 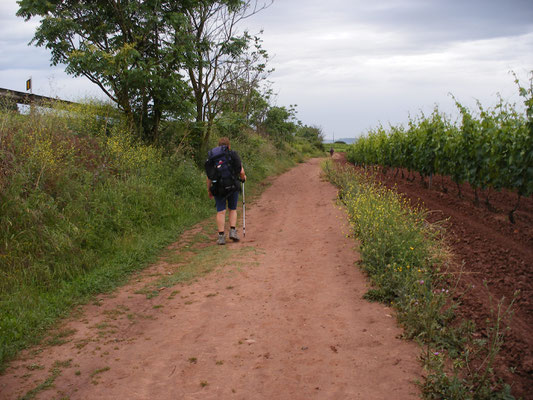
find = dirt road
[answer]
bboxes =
[0,158,421,399]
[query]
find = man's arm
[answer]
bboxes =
[232,151,246,182]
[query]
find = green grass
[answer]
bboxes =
[18,359,73,400]
[135,219,260,299]
[0,103,312,371]
[322,159,515,399]
[89,366,110,378]
[327,142,351,153]
[18,367,61,400]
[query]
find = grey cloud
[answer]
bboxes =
[360,0,533,44]
[251,0,533,50]
[0,39,52,71]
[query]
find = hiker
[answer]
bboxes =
[330,147,334,157]
[205,137,246,245]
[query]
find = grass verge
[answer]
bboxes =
[0,104,304,371]
[322,159,515,400]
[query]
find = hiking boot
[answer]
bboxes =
[229,228,240,242]
[217,234,226,245]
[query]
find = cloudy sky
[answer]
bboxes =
[1,0,532,140]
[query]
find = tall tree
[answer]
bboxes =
[218,31,273,123]
[17,0,196,143]
[263,105,299,145]
[183,0,272,149]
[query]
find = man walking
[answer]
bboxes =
[205,137,246,245]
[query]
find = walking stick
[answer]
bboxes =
[242,181,246,237]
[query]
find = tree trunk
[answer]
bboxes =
[509,194,521,224]
[202,118,214,151]
[474,187,480,206]
[456,181,463,198]
[151,108,162,145]
[440,175,447,193]
[485,188,497,212]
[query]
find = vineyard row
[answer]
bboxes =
[347,84,533,221]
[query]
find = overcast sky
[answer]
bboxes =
[1,0,532,140]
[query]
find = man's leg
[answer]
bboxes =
[216,210,226,233]
[228,209,237,228]
[228,191,240,241]
[228,209,239,241]
[214,196,227,245]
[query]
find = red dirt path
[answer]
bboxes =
[355,162,533,399]
[0,158,422,400]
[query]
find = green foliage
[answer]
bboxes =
[295,125,325,152]
[218,128,296,182]
[263,105,298,146]
[0,97,310,370]
[0,104,212,367]
[209,31,273,126]
[323,161,448,334]
[328,142,350,153]
[183,1,269,149]
[0,97,18,112]
[17,0,214,142]
[322,160,516,399]
[215,112,248,140]
[347,76,533,198]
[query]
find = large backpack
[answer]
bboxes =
[205,145,239,197]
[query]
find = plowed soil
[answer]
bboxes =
[354,162,533,399]
[0,158,422,400]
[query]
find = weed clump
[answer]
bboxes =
[0,103,211,367]
[322,159,515,399]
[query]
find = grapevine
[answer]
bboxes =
[347,74,533,222]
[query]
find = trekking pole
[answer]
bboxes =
[242,180,246,237]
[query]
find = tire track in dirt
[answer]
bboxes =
[0,158,421,399]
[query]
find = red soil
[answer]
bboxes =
[357,163,533,399]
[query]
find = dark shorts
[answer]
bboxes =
[215,190,239,212]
